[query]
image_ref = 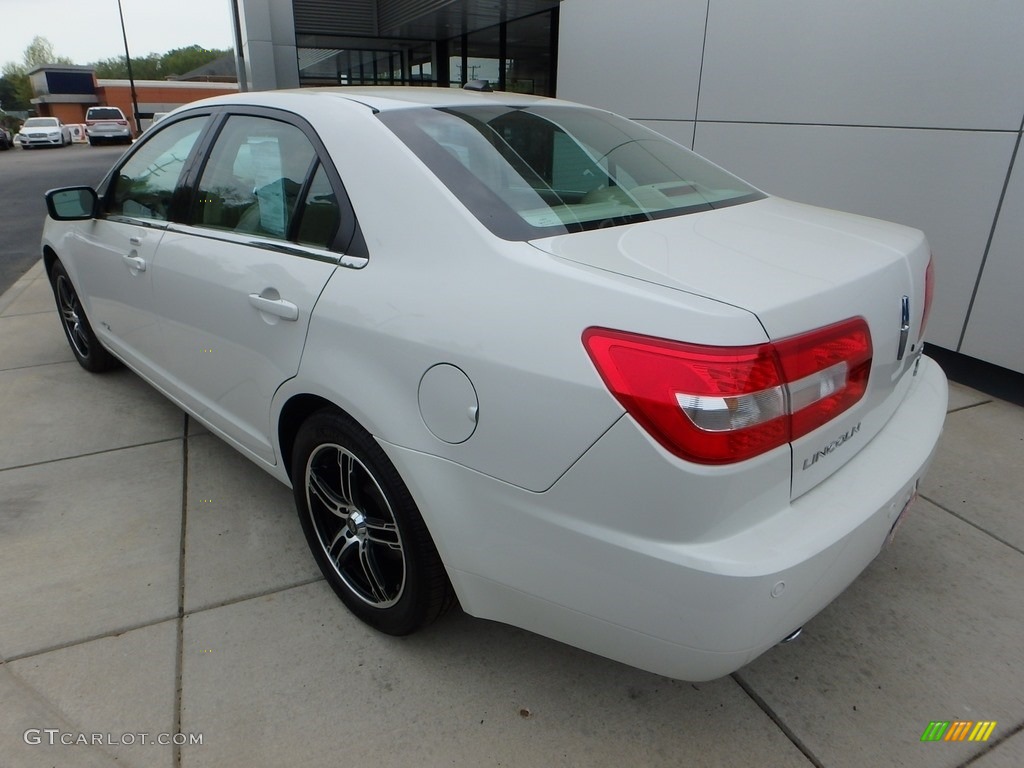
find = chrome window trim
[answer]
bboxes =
[164,223,366,268]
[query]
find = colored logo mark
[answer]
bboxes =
[921,721,997,742]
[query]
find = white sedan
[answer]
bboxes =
[17,116,73,148]
[41,87,947,681]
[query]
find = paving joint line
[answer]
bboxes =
[0,436,183,474]
[183,577,326,619]
[946,400,993,415]
[922,495,1024,557]
[731,672,824,767]
[3,616,180,663]
[959,719,1024,766]
[174,413,189,767]
[0,358,78,373]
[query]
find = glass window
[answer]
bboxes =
[296,164,341,249]
[191,116,316,239]
[108,116,208,221]
[379,106,764,240]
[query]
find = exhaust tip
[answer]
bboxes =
[780,627,803,644]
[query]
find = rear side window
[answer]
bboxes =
[107,116,209,221]
[190,115,316,240]
[295,164,340,249]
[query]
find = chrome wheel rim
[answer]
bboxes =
[305,444,406,608]
[56,275,89,358]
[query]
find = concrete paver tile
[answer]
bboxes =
[0,664,121,768]
[921,399,1024,551]
[0,311,74,370]
[183,434,320,612]
[734,501,1024,768]
[0,278,59,318]
[180,582,812,768]
[6,620,177,768]
[0,362,184,471]
[968,728,1024,767]
[0,442,182,658]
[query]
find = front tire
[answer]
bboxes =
[292,409,453,635]
[49,260,119,372]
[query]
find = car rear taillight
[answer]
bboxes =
[583,318,872,465]
[919,256,935,341]
[117,120,127,125]
[85,120,96,126]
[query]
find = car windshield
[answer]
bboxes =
[25,118,58,127]
[88,108,123,119]
[378,105,763,240]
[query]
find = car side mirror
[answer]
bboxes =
[45,187,98,221]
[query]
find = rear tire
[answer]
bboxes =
[49,260,119,373]
[292,409,453,635]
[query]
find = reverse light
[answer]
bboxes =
[583,319,872,464]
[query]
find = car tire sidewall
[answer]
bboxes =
[49,260,119,373]
[291,409,451,636]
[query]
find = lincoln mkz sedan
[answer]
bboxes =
[42,87,947,681]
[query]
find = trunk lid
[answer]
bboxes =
[531,196,932,498]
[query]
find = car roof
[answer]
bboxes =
[185,86,578,115]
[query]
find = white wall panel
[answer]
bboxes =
[698,0,1024,131]
[960,149,1024,373]
[693,122,1017,351]
[557,0,706,119]
[637,120,696,149]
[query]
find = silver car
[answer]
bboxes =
[85,106,133,145]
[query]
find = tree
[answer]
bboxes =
[1,36,75,113]
[22,36,75,69]
[89,46,230,81]
[0,75,31,112]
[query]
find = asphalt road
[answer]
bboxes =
[0,143,127,296]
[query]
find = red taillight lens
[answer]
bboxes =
[583,318,872,465]
[117,120,127,125]
[920,256,935,340]
[85,120,96,126]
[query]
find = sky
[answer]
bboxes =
[0,0,234,68]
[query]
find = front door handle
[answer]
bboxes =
[122,254,146,272]
[248,293,298,321]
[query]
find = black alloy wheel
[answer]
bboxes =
[50,260,119,372]
[292,408,453,635]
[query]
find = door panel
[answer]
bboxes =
[148,114,342,463]
[151,230,335,461]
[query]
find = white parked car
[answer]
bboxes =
[85,105,133,145]
[41,87,947,681]
[17,116,72,148]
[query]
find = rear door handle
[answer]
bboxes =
[122,254,146,272]
[248,293,299,321]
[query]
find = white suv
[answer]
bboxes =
[85,106,132,145]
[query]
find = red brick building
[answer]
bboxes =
[29,65,237,134]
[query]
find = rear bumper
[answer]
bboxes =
[384,356,947,680]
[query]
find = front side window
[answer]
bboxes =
[107,116,209,221]
[379,106,764,240]
[191,115,316,240]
